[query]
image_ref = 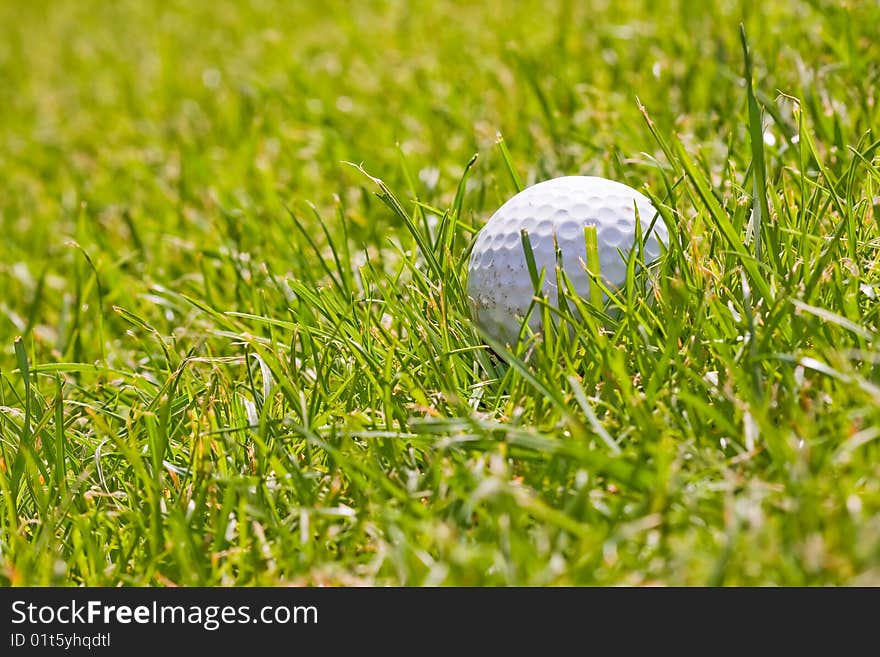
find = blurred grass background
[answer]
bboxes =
[3,0,875,360]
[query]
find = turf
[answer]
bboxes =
[1,0,879,585]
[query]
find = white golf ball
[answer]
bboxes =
[467,175,667,345]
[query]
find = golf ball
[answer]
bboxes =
[467,175,667,345]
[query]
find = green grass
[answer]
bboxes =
[1,0,879,585]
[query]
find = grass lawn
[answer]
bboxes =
[1,0,878,585]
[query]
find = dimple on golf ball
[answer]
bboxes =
[467,175,667,345]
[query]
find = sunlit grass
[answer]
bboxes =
[0,0,878,585]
